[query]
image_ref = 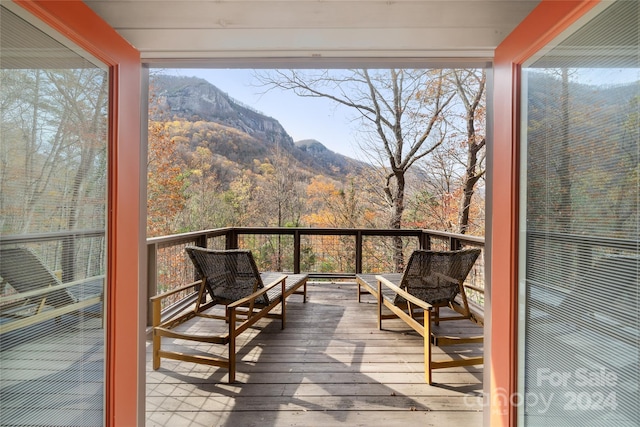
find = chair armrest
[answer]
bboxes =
[376,275,433,311]
[149,280,201,302]
[227,274,288,309]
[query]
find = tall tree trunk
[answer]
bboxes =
[390,171,405,272]
[62,73,108,282]
[454,70,486,235]
[557,68,572,232]
[458,139,484,234]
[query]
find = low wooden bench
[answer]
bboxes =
[356,249,484,384]
[151,247,307,383]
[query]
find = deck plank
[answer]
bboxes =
[146,280,484,426]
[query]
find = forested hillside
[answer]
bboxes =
[146,70,491,238]
[526,71,638,238]
[146,70,491,239]
[148,74,373,236]
[151,75,359,180]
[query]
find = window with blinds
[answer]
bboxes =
[0,6,107,426]
[519,1,639,426]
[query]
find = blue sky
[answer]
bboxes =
[161,68,361,159]
[159,67,639,161]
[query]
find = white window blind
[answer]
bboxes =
[519,1,639,426]
[0,6,107,426]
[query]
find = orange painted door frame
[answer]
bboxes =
[12,1,142,426]
[491,1,599,426]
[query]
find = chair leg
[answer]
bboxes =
[37,288,49,314]
[152,299,161,370]
[424,309,432,384]
[302,279,307,303]
[281,283,286,330]
[458,282,472,319]
[152,331,161,370]
[434,306,440,325]
[228,306,237,383]
[377,280,383,330]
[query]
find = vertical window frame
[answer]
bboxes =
[9,1,143,425]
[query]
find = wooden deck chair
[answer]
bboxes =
[151,246,308,383]
[356,248,483,384]
[0,247,104,334]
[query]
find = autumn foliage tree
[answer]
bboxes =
[304,175,374,228]
[147,90,186,237]
[179,146,220,231]
[258,69,457,270]
[452,69,486,234]
[145,69,487,251]
[254,149,305,228]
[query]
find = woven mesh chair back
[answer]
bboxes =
[394,249,481,306]
[185,247,268,305]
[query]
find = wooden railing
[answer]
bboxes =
[0,229,106,284]
[146,227,486,324]
[0,227,486,326]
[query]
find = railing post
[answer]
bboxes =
[226,229,238,249]
[422,232,431,250]
[61,235,75,282]
[294,229,301,274]
[450,237,462,251]
[355,230,363,274]
[420,231,430,250]
[196,233,207,248]
[147,242,158,326]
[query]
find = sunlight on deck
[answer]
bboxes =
[145,281,484,426]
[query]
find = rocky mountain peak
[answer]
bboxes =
[150,74,364,179]
[152,74,295,149]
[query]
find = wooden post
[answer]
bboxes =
[61,235,75,282]
[450,237,461,251]
[294,230,301,274]
[423,233,432,250]
[196,233,207,248]
[147,243,158,326]
[226,229,238,249]
[355,231,363,274]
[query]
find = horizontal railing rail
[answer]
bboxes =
[0,229,106,284]
[0,229,105,244]
[146,227,486,325]
[527,230,637,251]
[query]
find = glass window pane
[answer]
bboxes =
[0,6,107,426]
[519,1,639,426]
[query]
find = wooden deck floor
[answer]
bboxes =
[146,281,484,426]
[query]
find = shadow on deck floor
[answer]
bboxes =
[146,281,484,426]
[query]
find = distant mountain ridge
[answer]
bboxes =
[294,139,358,175]
[151,74,361,179]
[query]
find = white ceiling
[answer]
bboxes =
[84,0,541,66]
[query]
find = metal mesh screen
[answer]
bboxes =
[237,234,294,272]
[361,235,420,273]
